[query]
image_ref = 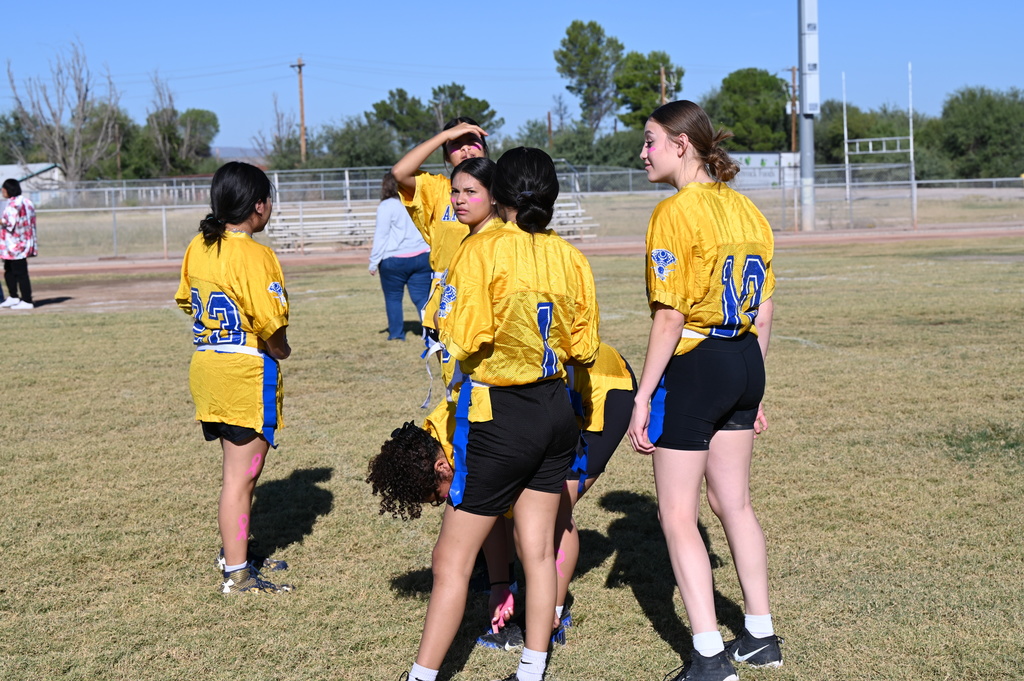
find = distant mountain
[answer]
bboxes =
[211,147,265,163]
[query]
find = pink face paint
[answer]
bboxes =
[556,548,566,577]
[246,453,263,477]
[236,514,250,541]
[468,197,482,203]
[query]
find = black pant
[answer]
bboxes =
[4,259,31,303]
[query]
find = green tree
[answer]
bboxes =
[614,51,683,130]
[179,108,220,160]
[551,122,596,166]
[701,68,788,152]
[87,107,144,179]
[315,116,398,168]
[939,86,1024,178]
[813,99,874,164]
[0,111,38,165]
[554,21,624,135]
[428,83,503,132]
[491,119,551,157]
[593,128,644,168]
[370,89,436,151]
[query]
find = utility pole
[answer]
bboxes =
[798,0,820,231]
[291,57,307,164]
[660,66,667,105]
[547,111,553,148]
[789,66,798,153]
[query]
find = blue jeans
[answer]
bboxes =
[378,252,431,339]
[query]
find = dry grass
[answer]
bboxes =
[1,237,1023,680]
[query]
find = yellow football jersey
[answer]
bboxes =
[568,342,634,432]
[645,183,775,356]
[402,171,470,276]
[422,215,506,333]
[422,399,456,468]
[438,225,600,421]
[175,232,289,432]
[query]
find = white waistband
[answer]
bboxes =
[196,343,265,357]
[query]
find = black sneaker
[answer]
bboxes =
[724,628,784,668]
[477,622,525,651]
[664,651,738,681]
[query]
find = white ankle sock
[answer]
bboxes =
[516,647,547,681]
[224,562,247,573]
[692,630,725,657]
[745,613,774,638]
[409,663,437,681]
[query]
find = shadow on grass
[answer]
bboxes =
[376,320,425,340]
[390,566,494,681]
[31,296,72,308]
[600,489,743,660]
[250,467,334,555]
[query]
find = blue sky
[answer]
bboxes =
[2,0,1020,149]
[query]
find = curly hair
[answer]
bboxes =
[366,422,445,520]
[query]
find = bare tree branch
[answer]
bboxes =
[7,41,120,186]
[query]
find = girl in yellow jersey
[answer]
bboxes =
[367,342,636,652]
[175,162,293,595]
[401,148,599,681]
[627,101,781,681]
[391,116,489,305]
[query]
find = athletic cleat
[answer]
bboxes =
[477,622,525,651]
[220,567,294,594]
[217,546,288,573]
[10,300,33,310]
[0,297,20,308]
[724,628,784,668]
[664,651,739,681]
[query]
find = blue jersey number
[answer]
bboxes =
[537,302,559,380]
[190,288,246,345]
[709,255,767,338]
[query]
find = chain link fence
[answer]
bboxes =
[28,162,1024,259]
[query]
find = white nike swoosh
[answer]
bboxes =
[735,645,769,662]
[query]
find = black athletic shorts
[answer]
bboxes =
[567,381,636,481]
[654,332,765,451]
[201,421,263,444]
[452,378,578,516]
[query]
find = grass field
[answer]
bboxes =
[1,236,1023,680]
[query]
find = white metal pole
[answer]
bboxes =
[908,62,918,230]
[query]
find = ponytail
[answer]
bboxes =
[491,148,559,234]
[200,213,227,246]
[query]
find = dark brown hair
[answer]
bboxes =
[649,100,739,183]
[380,171,400,201]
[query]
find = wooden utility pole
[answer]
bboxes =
[291,57,307,164]
[660,66,667,105]
[790,66,798,153]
